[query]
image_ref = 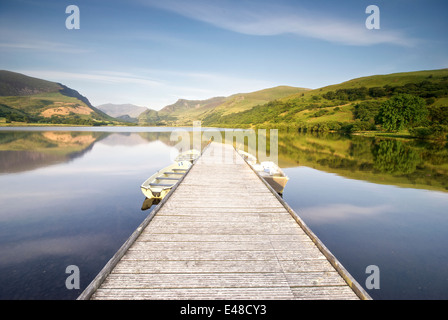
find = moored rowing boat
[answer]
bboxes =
[237,150,289,194]
[140,161,192,199]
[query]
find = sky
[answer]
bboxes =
[0,0,447,110]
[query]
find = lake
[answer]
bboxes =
[0,127,447,300]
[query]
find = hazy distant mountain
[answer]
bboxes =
[97,103,148,118]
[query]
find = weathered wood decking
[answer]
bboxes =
[78,142,371,300]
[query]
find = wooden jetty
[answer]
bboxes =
[78,142,371,300]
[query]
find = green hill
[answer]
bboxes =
[139,86,309,126]
[0,70,119,126]
[138,108,161,126]
[208,69,448,135]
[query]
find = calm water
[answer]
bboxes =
[0,127,447,300]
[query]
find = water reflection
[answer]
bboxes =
[0,131,107,174]
[276,131,448,192]
[141,197,161,211]
[2,129,447,193]
[0,129,184,299]
[0,130,205,175]
[1,127,448,300]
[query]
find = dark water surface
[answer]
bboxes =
[0,127,447,300]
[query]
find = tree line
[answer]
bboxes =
[322,79,448,102]
[0,108,110,126]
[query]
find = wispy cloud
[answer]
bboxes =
[0,40,91,53]
[16,70,163,87]
[0,27,91,54]
[138,0,415,46]
[300,203,394,222]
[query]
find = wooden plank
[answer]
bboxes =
[122,249,326,261]
[110,260,285,274]
[91,287,295,300]
[285,272,348,287]
[137,233,311,242]
[122,250,280,261]
[144,226,306,235]
[156,208,288,215]
[291,287,359,300]
[98,273,291,289]
[97,272,349,289]
[127,241,276,251]
[147,220,300,229]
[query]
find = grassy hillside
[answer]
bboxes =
[207,69,448,138]
[138,108,161,126]
[0,70,62,96]
[156,96,227,126]
[0,70,119,126]
[216,86,310,116]
[139,86,309,126]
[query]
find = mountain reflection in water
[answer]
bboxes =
[276,131,448,192]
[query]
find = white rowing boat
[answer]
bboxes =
[140,161,192,199]
[237,149,289,195]
[251,161,289,195]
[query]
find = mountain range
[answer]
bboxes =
[136,68,448,129]
[137,86,309,126]
[96,103,148,123]
[1,69,447,130]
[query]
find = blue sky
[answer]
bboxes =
[0,0,447,110]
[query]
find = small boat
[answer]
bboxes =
[237,150,258,166]
[175,149,201,163]
[251,161,289,195]
[140,161,192,199]
[237,149,289,195]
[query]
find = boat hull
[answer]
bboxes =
[261,175,289,195]
[140,161,191,199]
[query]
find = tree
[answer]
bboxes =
[376,94,428,132]
[372,139,421,175]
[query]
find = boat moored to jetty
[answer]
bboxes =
[252,161,289,195]
[140,161,192,199]
[237,150,289,195]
